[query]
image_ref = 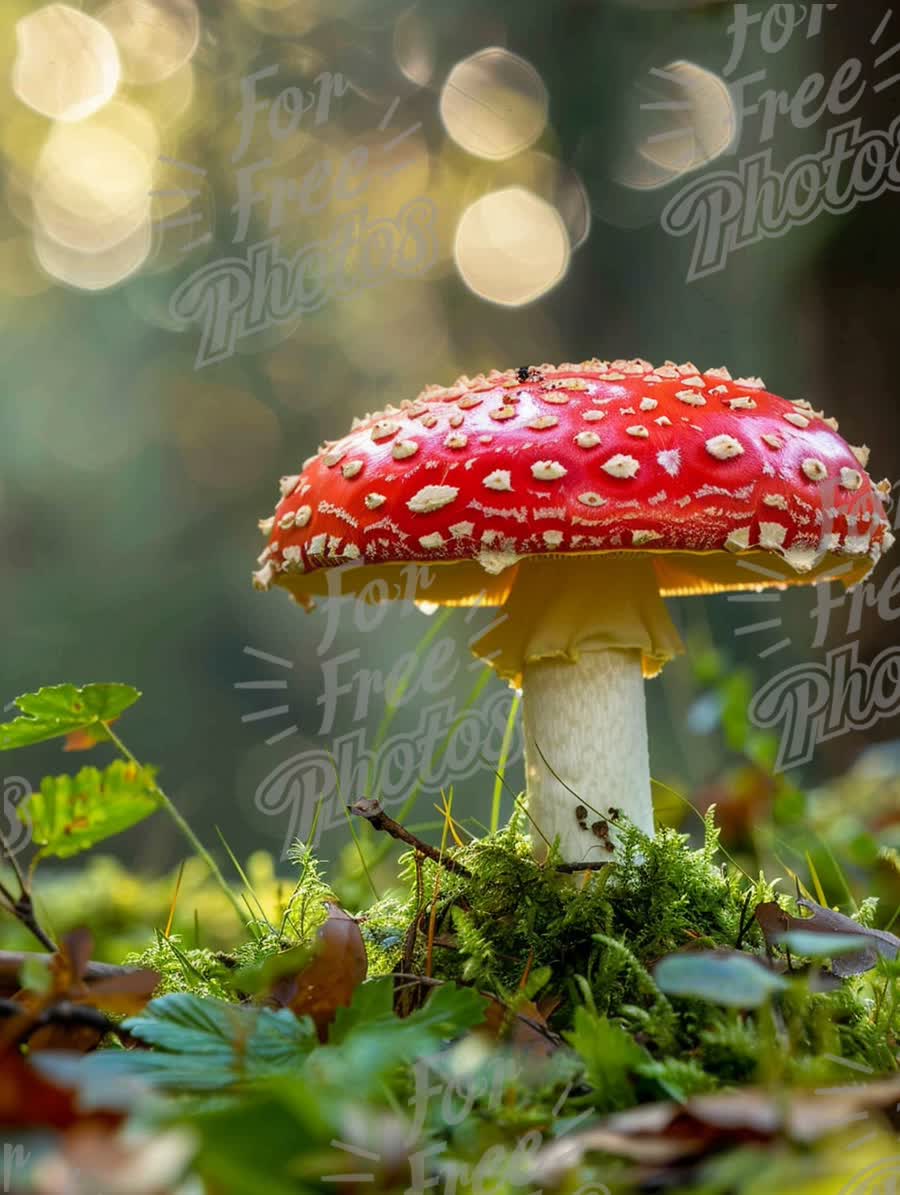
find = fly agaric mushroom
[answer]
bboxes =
[253,359,894,867]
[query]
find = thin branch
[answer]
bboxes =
[735,890,754,951]
[0,951,140,997]
[0,825,29,894]
[390,973,560,1046]
[13,1002,115,1047]
[425,869,443,980]
[348,799,471,876]
[391,971,444,987]
[0,824,57,953]
[8,897,56,953]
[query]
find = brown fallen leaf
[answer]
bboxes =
[268,902,368,1040]
[4,930,158,1052]
[479,994,562,1057]
[755,899,900,977]
[0,1049,122,1132]
[0,951,153,999]
[531,1077,900,1184]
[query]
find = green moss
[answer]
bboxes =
[358,895,408,976]
[122,805,897,1102]
[122,848,339,1000]
[365,811,762,1005]
[123,936,234,999]
[359,808,897,1094]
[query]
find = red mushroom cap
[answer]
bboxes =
[254,358,894,604]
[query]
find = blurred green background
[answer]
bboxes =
[1,0,898,893]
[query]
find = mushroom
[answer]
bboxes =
[253,360,894,867]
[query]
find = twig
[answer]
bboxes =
[0,951,141,997]
[390,973,559,1047]
[554,861,609,874]
[735,891,754,951]
[397,857,425,1018]
[391,972,444,988]
[7,897,56,954]
[13,1001,115,1047]
[0,825,56,953]
[348,799,471,876]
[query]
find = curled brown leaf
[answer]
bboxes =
[755,899,900,977]
[531,1077,900,1184]
[268,902,368,1040]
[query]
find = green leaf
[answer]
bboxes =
[229,944,314,997]
[564,1007,648,1112]
[306,980,489,1097]
[171,1082,336,1195]
[775,931,867,957]
[329,977,487,1049]
[328,976,395,1044]
[22,760,161,859]
[0,684,140,751]
[635,1057,717,1102]
[653,951,788,1008]
[126,992,310,1058]
[73,992,318,1091]
[406,981,488,1033]
[70,981,484,1105]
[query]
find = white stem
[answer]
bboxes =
[521,648,653,864]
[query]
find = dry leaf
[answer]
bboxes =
[755,900,900,977]
[0,1050,122,1131]
[479,994,561,1057]
[6,930,158,1052]
[532,1078,900,1184]
[269,902,368,1040]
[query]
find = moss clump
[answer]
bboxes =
[365,809,766,1002]
[122,846,351,1002]
[124,807,897,1098]
[360,808,896,1091]
[358,895,409,976]
[123,936,234,999]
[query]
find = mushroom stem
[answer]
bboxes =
[522,648,653,864]
[469,554,684,866]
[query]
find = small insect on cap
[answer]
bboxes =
[253,359,893,682]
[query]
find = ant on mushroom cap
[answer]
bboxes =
[516,365,543,383]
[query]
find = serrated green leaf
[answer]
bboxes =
[125,992,311,1058]
[564,1006,648,1112]
[398,981,489,1038]
[22,759,161,859]
[653,951,787,1008]
[329,977,487,1049]
[328,976,395,1044]
[71,992,318,1091]
[229,944,314,997]
[0,683,140,751]
[306,981,489,1097]
[69,982,485,1101]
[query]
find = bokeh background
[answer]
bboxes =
[1,0,898,905]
